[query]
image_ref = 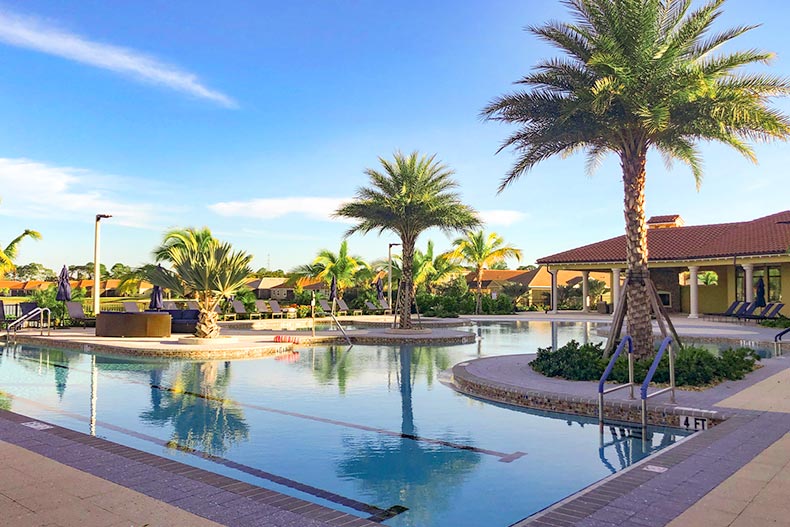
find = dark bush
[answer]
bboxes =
[530,340,759,387]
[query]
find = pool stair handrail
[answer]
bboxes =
[6,307,51,342]
[775,327,790,356]
[640,336,676,428]
[597,336,635,425]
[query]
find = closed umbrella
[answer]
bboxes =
[375,277,385,302]
[56,265,72,302]
[56,265,72,327]
[329,276,337,302]
[755,277,767,307]
[149,285,164,311]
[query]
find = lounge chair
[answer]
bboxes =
[735,302,761,320]
[268,300,285,319]
[65,301,95,327]
[706,300,744,317]
[123,302,141,313]
[333,299,348,316]
[742,303,785,321]
[19,302,40,327]
[185,300,200,310]
[379,299,393,315]
[254,300,272,318]
[0,300,6,329]
[337,298,362,316]
[232,300,261,320]
[162,300,178,310]
[215,303,235,321]
[318,299,334,315]
[365,300,385,315]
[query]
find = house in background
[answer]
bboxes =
[247,277,329,301]
[537,211,790,317]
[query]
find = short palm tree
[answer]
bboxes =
[391,240,464,294]
[311,240,368,298]
[448,230,522,314]
[335,151,480,328]
[151,238,252,338]
[482,0,790,356]
[1,229,42,276]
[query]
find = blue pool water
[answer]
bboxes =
[0,322,689,526]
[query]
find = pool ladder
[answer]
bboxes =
[5,307,51,343]
[775,328,790,356]
[598,336,676,428]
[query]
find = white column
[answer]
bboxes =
[743,264,754,303]
[611,268,622,312]
[581,270,590,312]
[550,269,558,313]
[92,219,102,316]
[688,265,699,318]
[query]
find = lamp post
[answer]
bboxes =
[92,214,112,316]
[388,242,401,309]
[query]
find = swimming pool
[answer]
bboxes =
[0,322,689,526]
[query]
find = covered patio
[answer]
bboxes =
[536,211,790,318]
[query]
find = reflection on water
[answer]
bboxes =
[0,321,690,527]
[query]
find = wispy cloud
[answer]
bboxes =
[0,8,235,107]
[0,158,171,228]
[480,209,528,226]
[209,197,352,223]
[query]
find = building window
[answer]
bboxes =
[769,266,782,302]
[736,265,782,302]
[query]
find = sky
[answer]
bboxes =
[1,0,790,274]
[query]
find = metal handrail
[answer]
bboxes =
[640,336,675,427]
[598,336,635,425]
[775,328,790,356]
[6,307,51,341]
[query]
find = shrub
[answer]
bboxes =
[530,340,760,387]
[760,315,790,328]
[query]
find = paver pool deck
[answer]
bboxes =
[2,312,790,526]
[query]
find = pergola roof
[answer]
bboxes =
[538,210,790,265]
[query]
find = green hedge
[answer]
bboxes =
[530,340,759,387]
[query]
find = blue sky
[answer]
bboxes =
[1,0,790,274]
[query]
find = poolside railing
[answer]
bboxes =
[597,336,635,425]
[775,328,790,356]
[640,336,675,428]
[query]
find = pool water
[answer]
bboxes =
[0,322,689,527]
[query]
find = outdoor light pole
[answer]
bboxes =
[93,214,112,316]
[388,242,401,309]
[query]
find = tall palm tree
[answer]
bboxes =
[1,229,42,276]
[335,152,480,328]
[448,230,522,314]
[151,238,252,338]
[482,0,790,356]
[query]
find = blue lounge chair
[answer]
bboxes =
[736,302,762,320]
[706,300,744,317]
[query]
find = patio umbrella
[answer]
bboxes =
[755,277,767,307]
[329,276,337,302]
[56,265,72,302]
[375,277,385,301]
[149,285,164,311]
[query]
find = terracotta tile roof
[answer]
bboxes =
[464,270,537,285]
[647,214,681,224]
[0,280,23,290]
[538,211,790,264]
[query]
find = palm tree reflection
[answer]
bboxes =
[336,346,480,526]
[140,361,249,455]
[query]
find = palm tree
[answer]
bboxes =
[335,152,480,328]
[153,227,215,263]
[1,229,42,276]
[482,0,790,356]
[310,240,368,299]
[448,230,522,314]
[391,240,465,294]
[151,237,252,338]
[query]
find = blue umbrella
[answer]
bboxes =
[329,276,337,302]
[375,277,384,302]
[755,277,767,307]
[56,265,71,301]
[149,285,164,311]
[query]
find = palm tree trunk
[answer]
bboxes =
[621,147,652,359]
[399,236,416,329]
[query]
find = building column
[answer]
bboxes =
[743,263,754,303]
[688,265,699,319]
[581,271,590,312]
[611,268,622,312]
[550,269,558,313]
